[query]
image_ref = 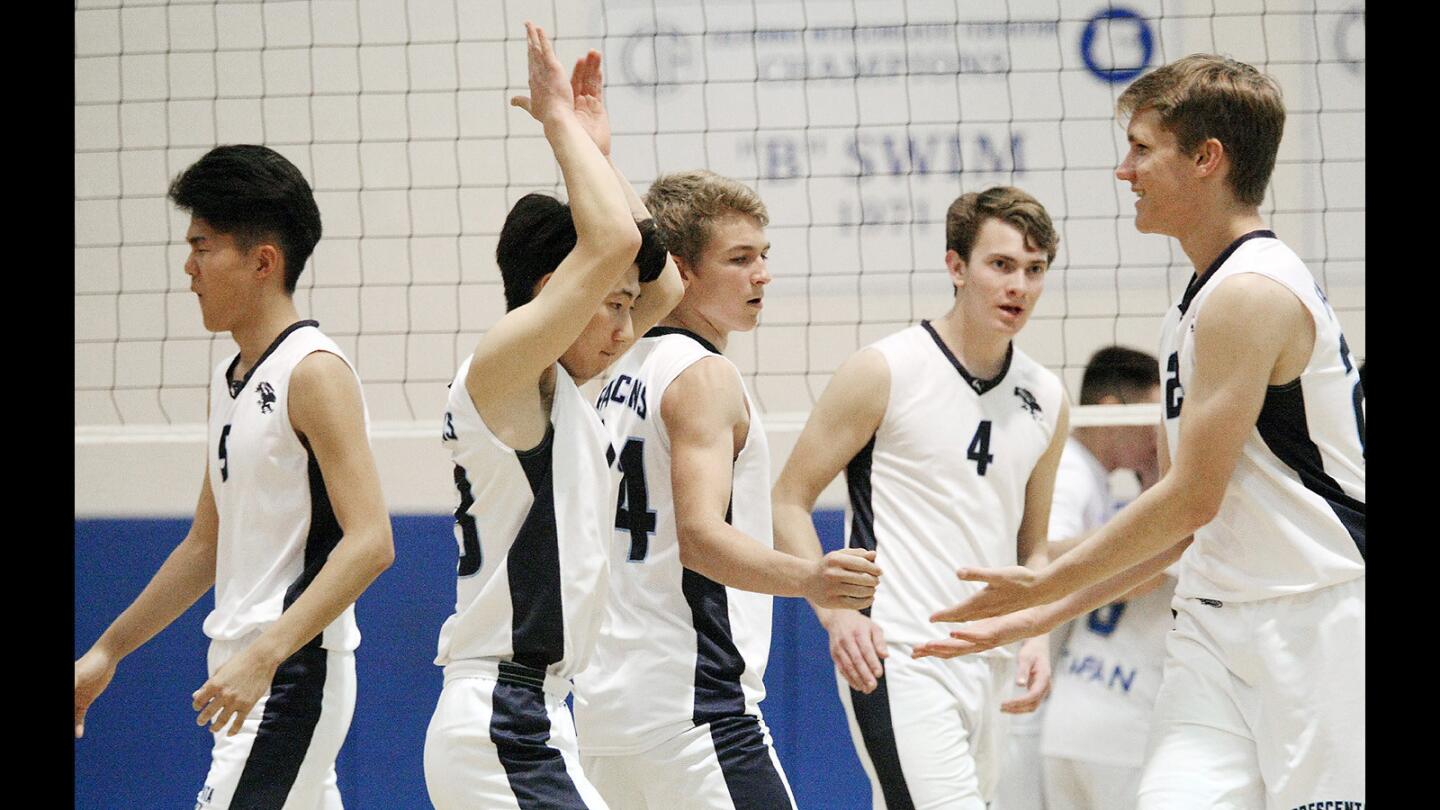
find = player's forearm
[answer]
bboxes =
[632,258,684,336]
[771,501,838,618]
[678,519,813,598]
[545,116,639,255]
[244,525,394,667]
[607,155,652,220]
[91,533,217,662]
[1034,477,1199,602]
[1034,539,1187,633]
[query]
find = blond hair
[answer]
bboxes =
[644,171,769,267]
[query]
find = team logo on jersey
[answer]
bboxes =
[1014,386,1042,419]
[257,382,276,413]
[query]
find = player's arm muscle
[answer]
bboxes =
[1022,273,1309,601]
[1016,395,1069,571]
[466,25,641,417]
[258,351,395,660]
[771,349,888,604]
[667,358,877,603]
[75,465,220,736]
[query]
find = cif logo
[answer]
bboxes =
[1080,7,1153,83]
[619,24,694,96]
[1335,7,1363,75]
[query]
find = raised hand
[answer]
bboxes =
[929,564,1043,624]
[510,21,574,124]
[570,50,611,156]
[806,547,882,610]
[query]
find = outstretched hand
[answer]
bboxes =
[510,21,574,124]
[911,605,1046,660]
[929,565,1045,624]
[569,50,611,155]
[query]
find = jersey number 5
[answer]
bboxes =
[614,438,657,562]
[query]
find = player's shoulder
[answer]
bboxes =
[1007,344,1065,398]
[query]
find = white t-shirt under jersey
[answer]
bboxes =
[1160,231,1365,602]
[1041,438,1175,768]
[573,328,774,756]
[433,357,621,682]
[204,320,365,652]
[846,321,1065,656]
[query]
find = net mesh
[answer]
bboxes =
[74,0,1365,433]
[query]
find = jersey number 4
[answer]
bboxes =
[614,438,657,562]
[967,421,994,476]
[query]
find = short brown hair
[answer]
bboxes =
[644,170,769,267]
[1117,54,1285,207]
[945,186,1058,266]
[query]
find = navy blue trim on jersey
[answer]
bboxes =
[682,566,748,724]
[849,666,916,810]
[920,320,1013,395]
[644,325,721,355]
[708,715,794,809]
[229,645,329,809]
[1255,380,1366,559]
[225,320,321,398]
[1176,231,1276,315]
[509,424,565,670]
[846,434,878,555]
[489,680,590,810]
[282,449,345,651]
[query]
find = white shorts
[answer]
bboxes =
[1138,577,1365,809]
[1043,756,1139,810]
[992,704,1046,810]
[195,637,356,810]
[424,659,608,810]
[838,647,1015,810]
[582,715,797,809]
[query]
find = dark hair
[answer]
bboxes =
[946,186,1059,266]
[1080,346,1160,405]
[496,193,669,311]
[167,144,322,294]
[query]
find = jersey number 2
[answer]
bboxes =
[614,438,656,562]
[453,464,482,577]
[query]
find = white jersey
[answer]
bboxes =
[433,357,621,682]
[1159,231,1365,602]
[203,320,364,651]
[573,328,774,755]
[847,321,1065,655]
[1041,438,1175,768]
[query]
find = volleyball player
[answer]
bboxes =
[571,169,881,809]
[772,187,1069,808]
[1026,347,1169,810]
[920,55,1365,809]
[420,25,682,809]
[73,143,396,809]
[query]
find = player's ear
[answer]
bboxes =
[253,243,281,284]
[673,255,697,283]
[1193,137,1225,178]
[945,249,967,289]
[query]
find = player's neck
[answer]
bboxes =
[932,309,1010,381]
[659,306,730,353]
[229,298,304,374]
[1177,205,1267,279]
